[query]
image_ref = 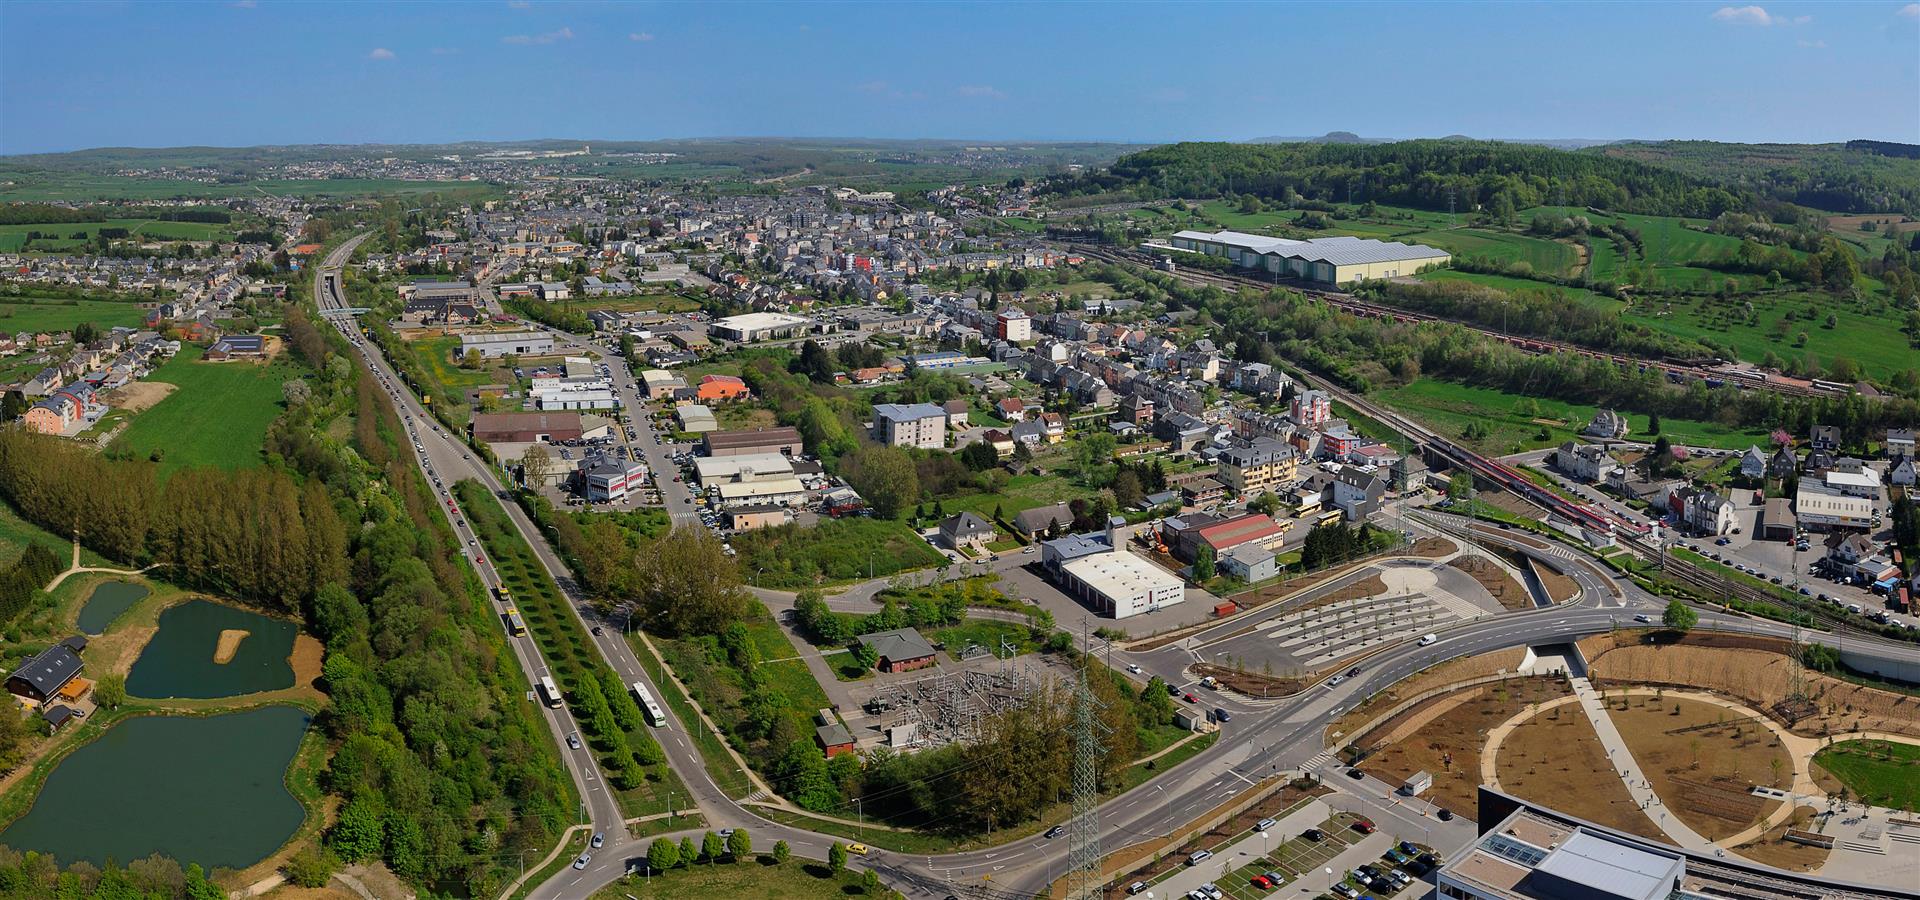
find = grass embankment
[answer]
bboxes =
[1812,739,1920,810]
[627,634,755,799]
[455,481,688,818]
[117,343,308,472]
[1373,378,1769,454]
[591,857,880,899]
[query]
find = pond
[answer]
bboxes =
[76,580,149,635]
[126,599,297,699]
[0,705,311,869]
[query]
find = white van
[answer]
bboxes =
[1417,633,1437,646]
[1254,817,1277,832]
[1187,850,1213,865]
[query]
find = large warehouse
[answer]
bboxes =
[1164,230,1450,284]
[710,312,811,343]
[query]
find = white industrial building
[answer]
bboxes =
[1041,523,1184,619]
[714,478,808,507]
[694,452,795,487]
[710,312,811,343]
[459,330,554,359]
[1164,230,1450,284]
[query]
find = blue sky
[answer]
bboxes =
[2,1,1916,155]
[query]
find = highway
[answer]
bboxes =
[315,237,1920,900]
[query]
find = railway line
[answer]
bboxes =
[1063,243,1850,400]
[1065,243,1915,644]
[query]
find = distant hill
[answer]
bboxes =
[1591,140,1920,214]
[1244,132,1619,150]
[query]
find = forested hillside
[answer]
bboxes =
[1043,140,1750,218]
[1595,141,1920,215]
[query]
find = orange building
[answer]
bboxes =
[696,374,751,402]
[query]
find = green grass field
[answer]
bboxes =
[1373,378,1770,453]
[0,174,501,203]
[1402,228,1579,278]
[1616,290,1918,381]
[1418,270,1624,312]
[0,295,150,332]
[0,218,236,252]
[940,472,1096,521]
[731,517,944,589]
[1813,740,1920,810]
[114,342,306,472]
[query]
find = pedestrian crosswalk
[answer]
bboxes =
[1300,751,1336,773]
[742,788,771,804]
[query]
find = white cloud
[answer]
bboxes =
[1711,5,1773,25]
[502,26,573,45]
[955,84,1005,99]
[628,32,655,42]
[1796,38,1827,47]
[1900,3,1920,17]
[368,47,395,60]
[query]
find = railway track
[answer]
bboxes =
[1065,243,1914,643]
[1064,243,1844,400]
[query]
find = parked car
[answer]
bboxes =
[1303,828,1325,842]
[1187,850,1212,865]
[1352,817,1376,834]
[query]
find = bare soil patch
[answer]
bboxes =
[1580,631,1920,739]
[1348,677,1568,820]
[1730,806,1829,872]
[213,628,250,664]
[1224,538,1454,611]
[289,633,324,688]
[1611,695,1789,841]
[101,380,177,414]
[1496,704,1664,839]
[1326,647,1530,742]
[1448,555,1530,611]
[1534,561,1580,604]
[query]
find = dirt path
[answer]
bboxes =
[42,537,162,593]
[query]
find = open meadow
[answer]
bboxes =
[115,343,306,472]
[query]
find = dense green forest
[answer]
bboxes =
[1596,141,1920,215]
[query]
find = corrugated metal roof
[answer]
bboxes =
[1174,230,1449,267]
[1534,832,1679,900]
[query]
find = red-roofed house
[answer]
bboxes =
[1162,512,1288,563]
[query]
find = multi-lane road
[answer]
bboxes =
[314,236,1920,900]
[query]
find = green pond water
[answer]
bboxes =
[76,581,149,635]
[126,599,296,699]
[0,705,311,869]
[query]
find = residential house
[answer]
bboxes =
[1886,427,1916,459]
[1332,467,1386,521]
[5,641,84,704]
[1809,424,1839,453]
[696,374,751,402]
[1676,487,1738,536]
[1739,446,1767,480]
[1891,457,1917,487]
[1290,390,1331,429]
[1013,502,1075,539]
[938,512,995,553]
[1766,446,1798,481]
[1117,392,1154,425]
[1391,454,1429,494]
[1554,442,1616,483]
[1584,409,1630,440]
[942,399,970,430]
[1219,544,1278,584]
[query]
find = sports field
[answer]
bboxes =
[115,343,307,473]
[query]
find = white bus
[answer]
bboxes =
[631,682,667,728]
[537,675,563,709]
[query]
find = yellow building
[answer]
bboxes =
[1216,438,1299,497]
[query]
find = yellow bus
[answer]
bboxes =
[502,607,528,637]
